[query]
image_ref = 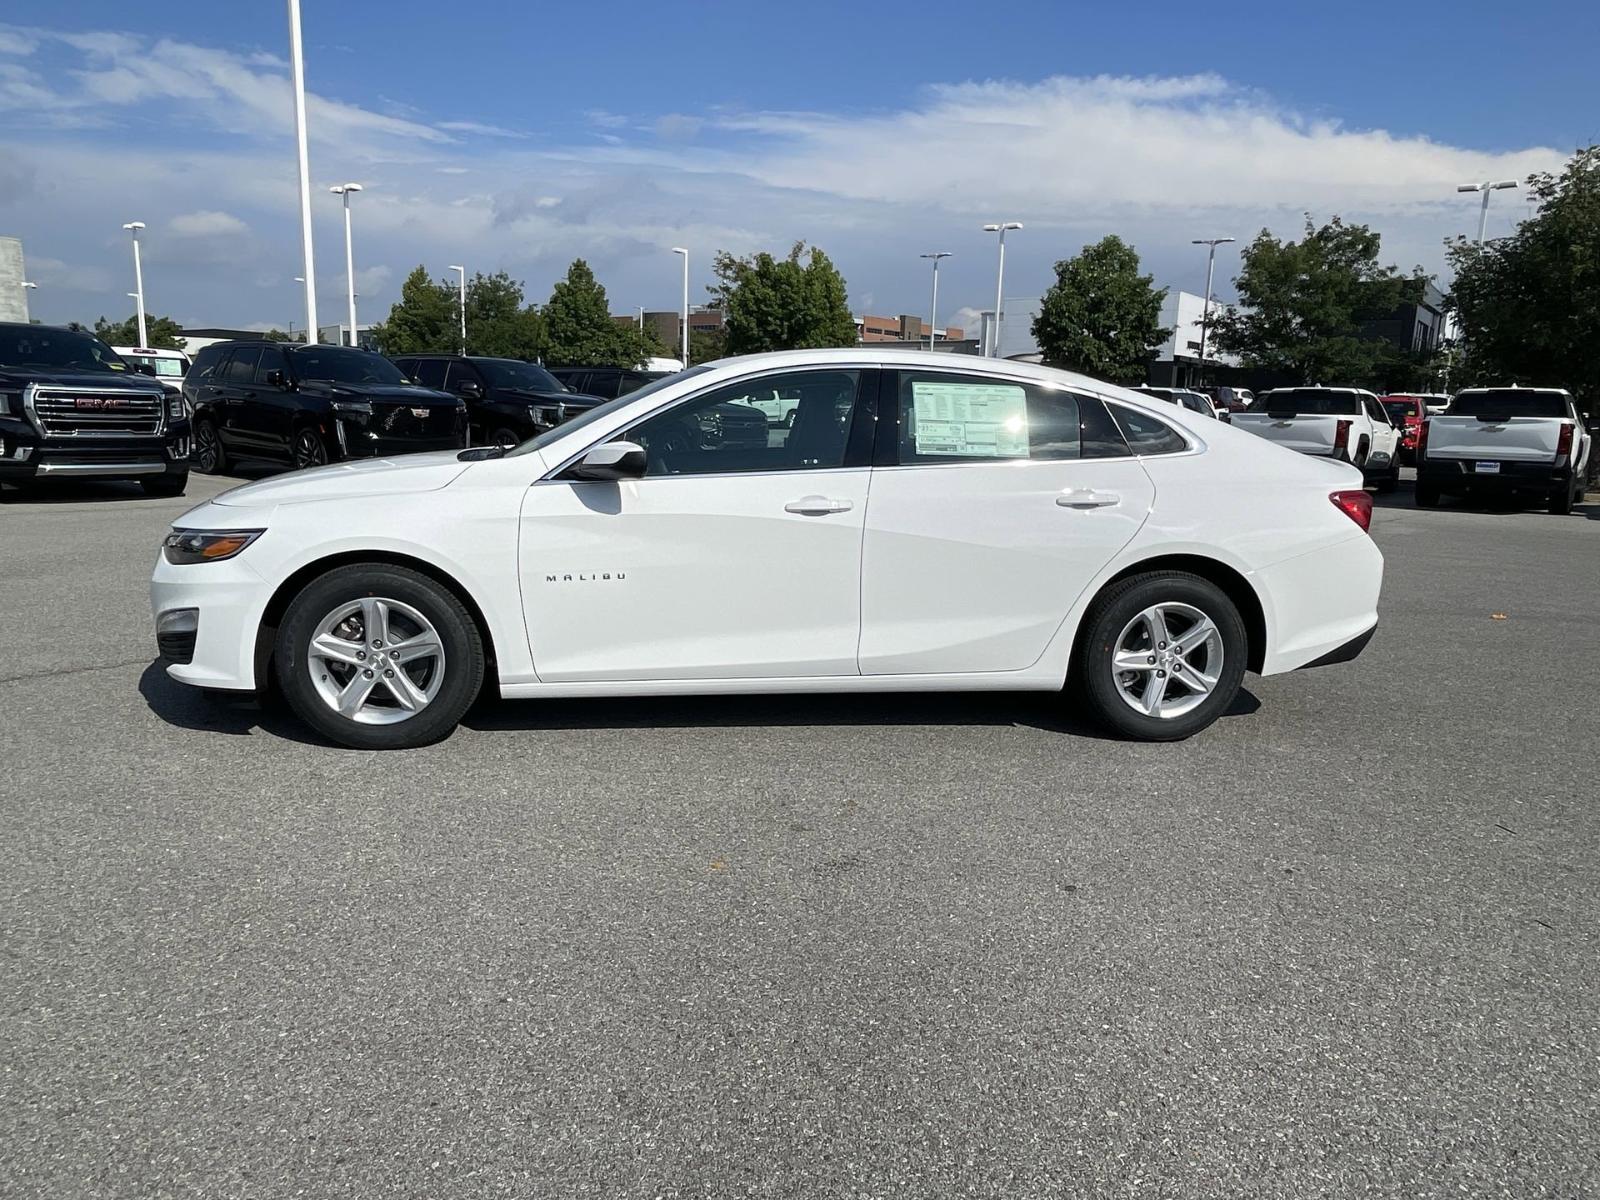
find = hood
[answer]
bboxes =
[494,387,607,409]
[211,449,473,508]
[298,381,461,406]
[0,367,165,394]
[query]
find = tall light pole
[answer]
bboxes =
[920,252,951,350]
[449,265,467,354]
[121,221,148,347]
[1458,179,1519,244]
[286,0,318,343]
[671,247,689,365]
[1191,236,1235,381]
[329,183,363,346]
[981,222,1022,357]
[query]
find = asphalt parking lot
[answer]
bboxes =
[2,473,1597,1198]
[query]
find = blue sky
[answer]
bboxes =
[2,1,1592,335]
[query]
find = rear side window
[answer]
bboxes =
[893,372,1129,463]
[1450,390,1568,419]
[1108,403,1189,456]
[189,346,225,380]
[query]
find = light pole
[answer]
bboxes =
[981,222,1022,357]
[920,252,951,350]
[330,183,363,346]
[286,0,318,342]
[449,265,467,354]
[671,247,689,365]
[1191,237,1235,382]
[121,221,148,347]
[1458,179,1518,244]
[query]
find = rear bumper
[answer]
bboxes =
[0,419,191,482]
[1297,623,1376,670]
[1255,533,1384,676]
[1418,457,1568,492]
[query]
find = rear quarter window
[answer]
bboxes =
[1107,403,1189,456]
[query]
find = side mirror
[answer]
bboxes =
[567,439,646,481]
[456,380,483,398]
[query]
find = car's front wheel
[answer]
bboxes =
[1074,572,1248,741]
[274,563,485,750]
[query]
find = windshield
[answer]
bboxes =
[1449,390,1568,419]
[1253,390,1361,416]
[289,345,408,385]
[477,359,564,392]
[506,366,712,457]
[1382,399,1421,421]
[122,354,187,378]
[0,326,125,373]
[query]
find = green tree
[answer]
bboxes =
[371,266,458,354]
[709,242,857,354]
[463,270,548,360]
[1031,236,1168,383]
[1447,146,1600,413]
[688,323,728,365]
[1208,216,1413,386]
[92,313,187,350]
[544,259,662,366]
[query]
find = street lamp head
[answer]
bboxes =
[1490,179,1518,190]
[122,221,145,232]
[20,280,37,289]
[329,182,363,195]
[1192,237,1236,246]
[448,264,464,273]
[920,251,952,260]
[671,246,688,256]
[983,222,1024,232]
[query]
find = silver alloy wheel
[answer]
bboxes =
[306,596,446,725]
[1110,602,1224,720]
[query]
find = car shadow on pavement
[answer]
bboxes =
[0,479,154,504]
[137,661,331,747]
[1371,480,1599,517]
[461,687,1262,739]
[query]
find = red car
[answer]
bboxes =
[1380,395,1428,464]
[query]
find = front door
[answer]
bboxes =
[858,369,1157,675]
[247,344,296,460]
[213,347,262,457]
[519,367,873,682]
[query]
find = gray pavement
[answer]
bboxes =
[1,472,1597,1198]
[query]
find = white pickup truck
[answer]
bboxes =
[1231,387,1402,491]
[1417,387,1592,514]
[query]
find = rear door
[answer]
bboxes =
[1360,394,1400,463]
[858,368,1156,675]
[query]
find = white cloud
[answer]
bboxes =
[436,120,528,139]
[169,210,249,238]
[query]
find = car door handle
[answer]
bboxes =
[785,496,854,515]
[1056,489,1121,509]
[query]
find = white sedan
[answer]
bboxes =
[151,349,1383,750]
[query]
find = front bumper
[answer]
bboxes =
[0,418,191,482]
[151,551,268,691]
[331,410,466,460]
[1418,457,1568,493]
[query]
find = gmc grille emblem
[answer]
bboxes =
[75,397,128,410]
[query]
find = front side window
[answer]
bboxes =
[628,369,860,477]
[220,348,260,384]
[477,359,564,393]
[893,372,1129,463]
[410,359,447,389]
[254,346,286,385]
[444,361,482,392]
[510,367,714,459]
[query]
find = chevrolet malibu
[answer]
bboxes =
[151,350,1383,750]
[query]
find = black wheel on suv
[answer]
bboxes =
[292,426,329,470]
[489,426,522,451]
[274,563,485,750]
[141,473,188,498]
[194,419,227,474]
[1073,571,1248,741]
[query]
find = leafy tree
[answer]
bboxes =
[372,266,459,355]
[1447,146,1600,414]
[1208,216,1413,385]
[92,313,187,350]
[1031,236,1168,383]
[689,323,728,366]
[709,242,857,354]
[544,259,662,366]
[463,270,548,360]
[262,328,301,343]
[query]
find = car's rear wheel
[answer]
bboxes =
[141,472,188,497]
[1415,480,1441,508]
[1374,455,1400,493]
[194,419,227,474]
[292,426,329,470]
[489,426,522,451]
[274,563,485,750]
[1074,572,1247,741]
[1549,478,1576,515]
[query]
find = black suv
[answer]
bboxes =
[0,322,189,496]
[391,355,606,450]
[548,365,672,399]
[185,342,466,473]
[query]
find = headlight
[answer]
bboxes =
[166,394,188,420]
[162,529,265,564]
[331,400,373,418]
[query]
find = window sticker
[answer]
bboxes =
[910,381,1029,457]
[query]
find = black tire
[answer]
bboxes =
[1073,571,1248,741]
[1415,480,1441,508]
[274,563,485,750]
[194,419,227,475]
[1548,479,1575,515]
[291,426,329,470]
[489,426,523,451]
[1374,456,1400,494]
[141,472,188,498]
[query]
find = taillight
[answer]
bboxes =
[1330,489,1373,532]
[1555,421,1573,463]
[1416,418,1430,460]
[1334,419,1351,456]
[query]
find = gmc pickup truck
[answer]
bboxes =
[1232,387,1402,491]
[0,322,189,496]
[1417,387,1592,514]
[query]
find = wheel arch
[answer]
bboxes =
[254,550,501,697]
[1077,553,1268,675]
